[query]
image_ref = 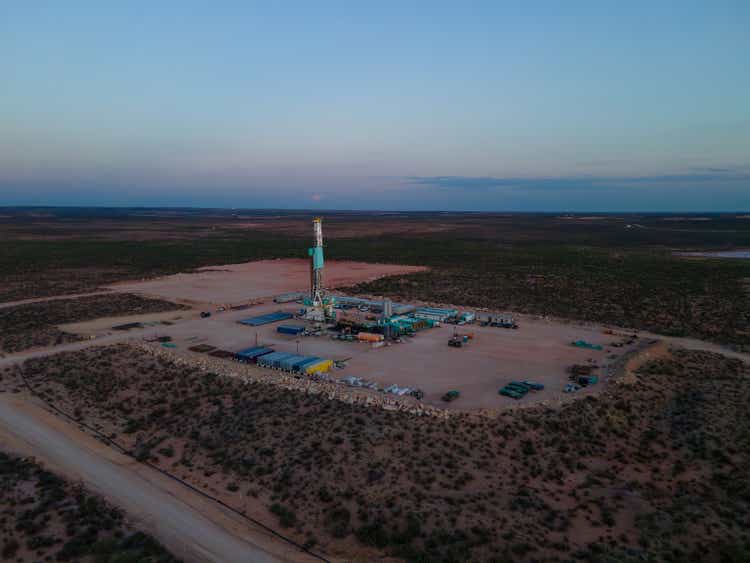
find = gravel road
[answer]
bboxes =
[0,290,113,310]
[0,395,284,563]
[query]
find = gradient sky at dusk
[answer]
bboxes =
[1,1,749,211]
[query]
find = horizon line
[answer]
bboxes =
[1,204,750,215]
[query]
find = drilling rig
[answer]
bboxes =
[303,217,335,322]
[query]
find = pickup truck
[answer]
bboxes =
[507,382,531,394]
[442,390,461,402]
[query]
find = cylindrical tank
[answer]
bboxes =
[383,298,393,318]
[357,332,384,342]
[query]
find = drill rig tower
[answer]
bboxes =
[305,217,335,321]
[310,217,325,307]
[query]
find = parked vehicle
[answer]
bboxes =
[442,390,461,402]
[522,380,545,391]
[200,311,211,318]
[571,340,603,351]
[499,387,523,399]
[577,375,599,386]
[564,383,581,393]
[506,383,530,395]
[448,336,465,347]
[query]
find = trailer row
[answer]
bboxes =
[233,345,333,374]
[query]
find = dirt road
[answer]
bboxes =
[643,332,750,363]
[0,332,136,368]
[0,290,113,309]
[0,395,314,563]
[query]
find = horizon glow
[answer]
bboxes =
[1,1,749,211]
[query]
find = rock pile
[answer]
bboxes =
[136,342,452,419]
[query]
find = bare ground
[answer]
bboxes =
[57,297,636,411]
[109,259,427,305]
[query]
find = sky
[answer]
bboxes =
[1,0,749,211]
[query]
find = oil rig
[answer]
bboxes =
[304,217,335,322]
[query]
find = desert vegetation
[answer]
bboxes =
[0,293,187,354]
[2,209,749,347]
[4,344,749,561]
[350,243,750,347]
[0,450,178,562]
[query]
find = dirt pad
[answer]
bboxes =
[110,259,426,304]
[75,298,635,411]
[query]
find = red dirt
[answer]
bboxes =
[109,259,427,305]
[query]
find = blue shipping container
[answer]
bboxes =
[234,346,274,362]
[278,354,307,371]
[277,325,305,335]
[239,311,293,327]
[257,351,291,368]
[291,356,319,371]
[272,353,296,369]
[295,357,322,372]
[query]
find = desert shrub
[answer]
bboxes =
[270,503,297,528]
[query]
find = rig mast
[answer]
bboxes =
[309,217,325,307]
[304,217,334,321]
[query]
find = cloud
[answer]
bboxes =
[405,168,750,192]
[687,166,744,174]
[405,176,587,191]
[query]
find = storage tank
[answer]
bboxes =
[383,298,393,319]
[357,332,384,343]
